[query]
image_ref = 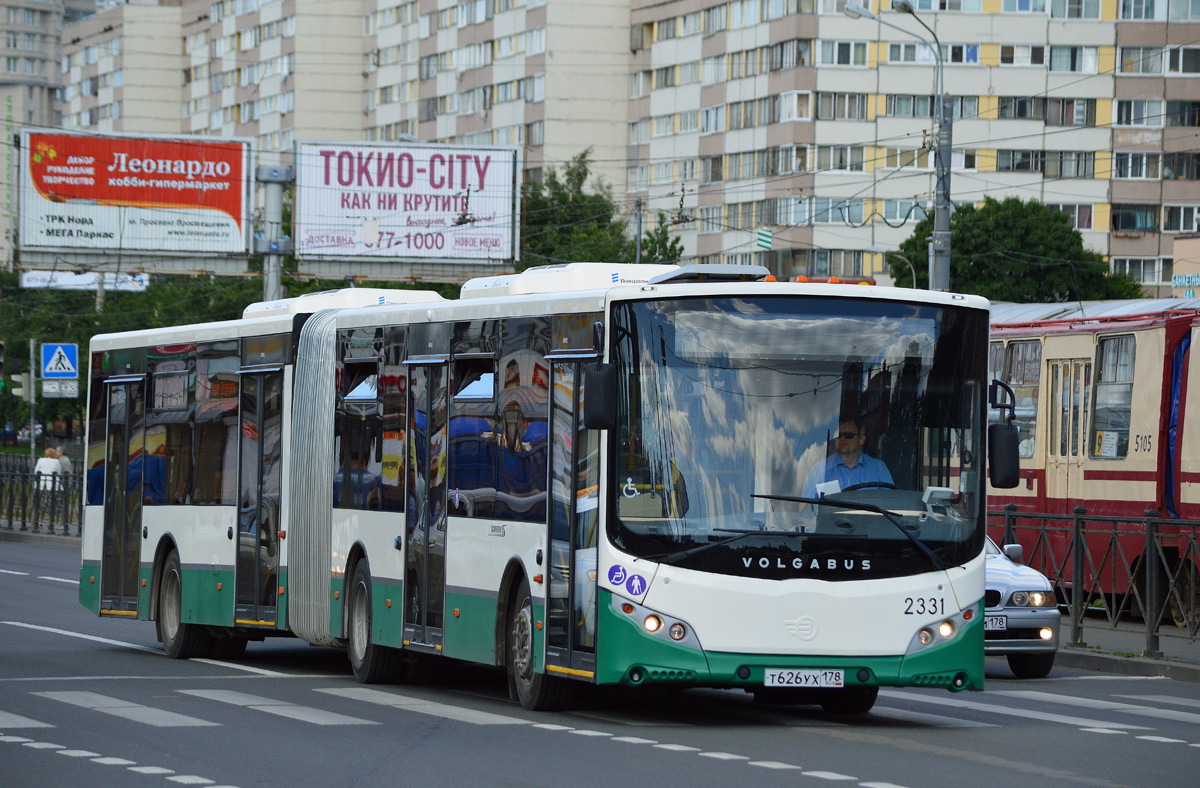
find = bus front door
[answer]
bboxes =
[404,362,447,650]
[101,379,145,616]
[235,371,283,627]
[545,361,599,678]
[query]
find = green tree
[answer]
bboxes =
[890,197,1143,302]
[640,212,686,264]
[520,149,635,268]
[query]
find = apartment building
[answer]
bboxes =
[55,0,1200,287]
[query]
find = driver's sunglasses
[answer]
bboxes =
[837,431,860,439]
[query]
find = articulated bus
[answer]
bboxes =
[988,298,1200,621]
[81,263,1016,712]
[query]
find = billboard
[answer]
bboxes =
[20,270,149,292]
[294,142,520,263]
[18,130,251,254]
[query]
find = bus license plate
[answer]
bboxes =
[763,669,844,688]
[984,615,1007,631]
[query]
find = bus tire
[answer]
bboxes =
[159,551,211,659]
[506,578,572,711]
[819,685,878,714]
[347,560,400,684]
[1007,652,1055,679]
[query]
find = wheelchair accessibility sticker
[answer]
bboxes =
[607,565,646,596]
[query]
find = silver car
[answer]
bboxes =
[984,538,1061,678]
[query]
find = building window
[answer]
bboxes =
[1120,47,1163,74]
[1044,151,1094,178]
[1115,99,1163,126]
[1000,45,1045,66]
[820,40,868,66]
[1162,205,1199,232]
[815,145,865,171]
[816,92,868,120]
[1114,152,1161,179]
[1166,101,1200,126]
[1002,0,1046,10]
[1049,46,1097,72]
[1170,0,1200,19]
[1045,203,1093,230]
[1111,257,1171,284]
[1110,204,1158,231]
[1121,0,1157,17]
[1046,98,1095,126]
[1051,0,1101,15]
[1168,47,1200,74]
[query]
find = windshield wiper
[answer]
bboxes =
[753,493,945,570]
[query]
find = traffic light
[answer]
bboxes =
[9,372,30,402]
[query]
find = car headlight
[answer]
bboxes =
[1008,590,1054,607]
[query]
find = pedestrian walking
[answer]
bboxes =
[56,447,73,475]
[34,448,61,526]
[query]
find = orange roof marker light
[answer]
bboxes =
[792,276,878,286]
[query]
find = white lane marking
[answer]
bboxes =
[1136,735,1187,743]
[129,766,175,775]
[861,783,913,788]
[1,622,158,653]
[23,742,64,749]
[180,689,376,726]
[92,757,137,765]
[749,761,803,770]
[0,710,53,728]
[569,709,682,726]
[0,735,34,743]
[612,736,657,744]
[867,707,996,728]
[314,686,528,726]
[803,771,857,781]
[38,576,77,585]
[993,690,1200,724]
[569,730,611,737]
[1081,728,1127,734]
[533,723,574,731]
[699,752,748,761]
[56,749,101,757]
[879,690,1150,730]
[654,744,700,752]
[1118,695,1200,710]
[166,776,215,785]
[0,569,29,576]
[36,691,218,728]
[189,658,289,677]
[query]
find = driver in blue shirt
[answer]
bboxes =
[803,417,893,498]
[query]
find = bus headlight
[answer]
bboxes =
[669,622,686,641]
[918,628,934,645]
[643,615,663,633]
[937,620,956,639]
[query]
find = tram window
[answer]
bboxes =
[242,333,289,365]
[495,317,550,523]
[1090,335,1135,459]
[147,364,194,505]
[1004,341,1041,458]
[194,341,239,505]
[449,357,496,518]
[335,362,383,510]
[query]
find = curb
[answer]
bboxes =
[0,529,79,548]
[1058,645,1200,683]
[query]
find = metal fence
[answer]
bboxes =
[0,470,84,537]
[988,505,1200,654]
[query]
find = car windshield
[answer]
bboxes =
[607,295,988,580]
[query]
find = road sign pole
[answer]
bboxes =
[28,338,35,465]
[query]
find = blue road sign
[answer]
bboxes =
[42,343,78,379]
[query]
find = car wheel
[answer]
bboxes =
[1007,651,1055,679]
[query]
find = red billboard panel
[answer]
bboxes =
[18,130,251,254]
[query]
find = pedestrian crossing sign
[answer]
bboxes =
[41,343,78,379]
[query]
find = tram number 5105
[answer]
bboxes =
[1134,434,1153,453]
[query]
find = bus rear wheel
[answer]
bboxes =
[347,560,400,683]
[819,685,878,714]
[159,550,212,659]
[506,578,572,711]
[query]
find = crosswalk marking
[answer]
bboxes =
[1118,695,1200,710]
[179,689,377,726]
[867,707,997,728]
[0,710,53,729]
[992,690,1200,725]
[879,690,1151,730]
[35,691,218,728]
[2,622,159,654]
[315,687,529,726]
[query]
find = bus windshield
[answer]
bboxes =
[608,295,988,580]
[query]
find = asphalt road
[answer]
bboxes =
[2,539,1197,788]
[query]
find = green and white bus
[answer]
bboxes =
[80,263,1018,712]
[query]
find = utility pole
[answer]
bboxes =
[27,338,35,465]
[931,95,954,292]
[94,269,106,312]
[254,165,294,301]
[634,198,643,265]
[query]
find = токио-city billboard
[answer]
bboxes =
[18,130,251,254]
[294,142,520,263]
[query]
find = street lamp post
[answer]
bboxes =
[866,245,917,287]
[843,1,952,291]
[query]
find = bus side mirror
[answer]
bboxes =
[582,363,617,431]
[988,379,1020,489]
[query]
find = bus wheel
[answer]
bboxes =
[347,560,399,684]
[159,550,212,659]
[506,578,572,711]
[1007,652,1055,679]
[819,685,878,714]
